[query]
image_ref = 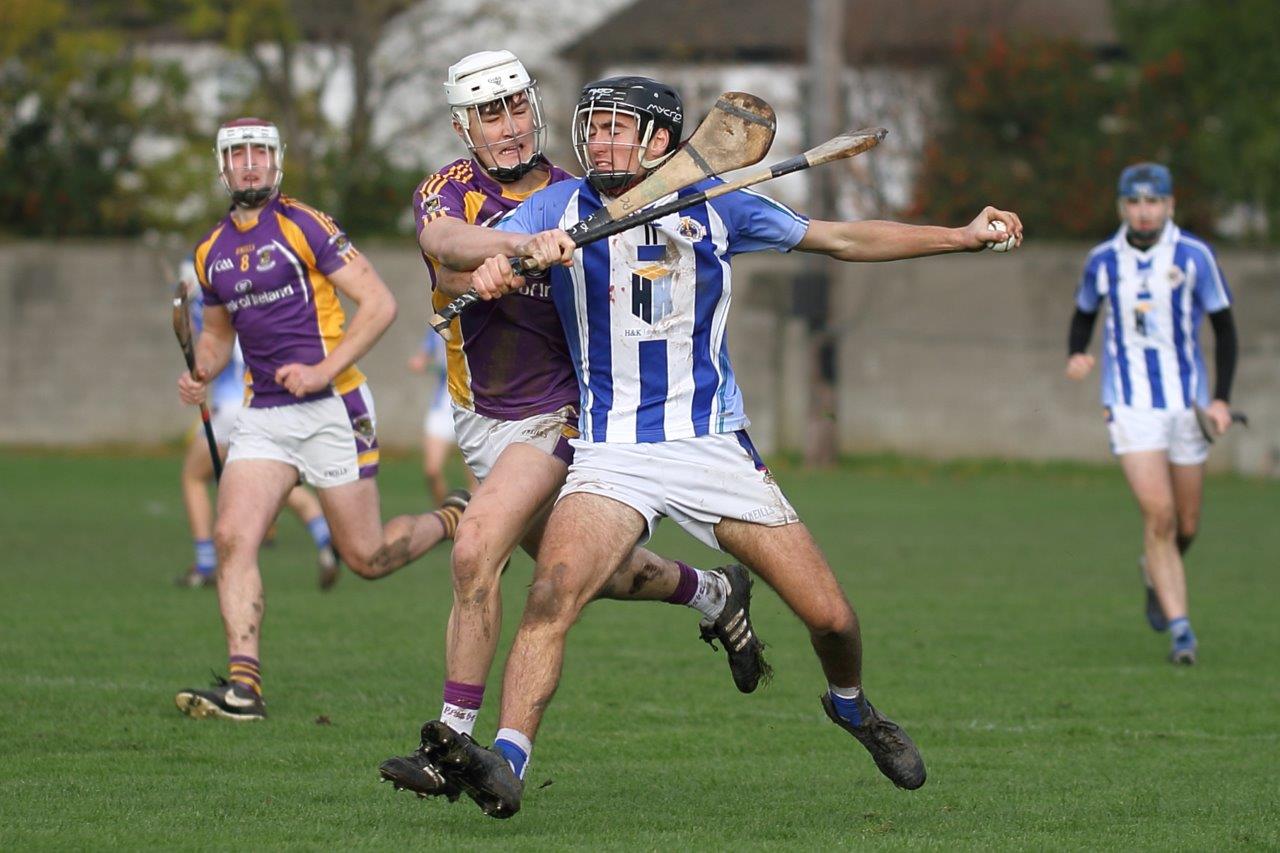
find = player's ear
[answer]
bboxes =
[648,127,671,159]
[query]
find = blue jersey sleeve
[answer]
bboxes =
[495,194,544,236]
[1075,248,1107,312]
[711,187,810,255]
[1187,240,1232,313]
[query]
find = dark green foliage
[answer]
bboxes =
[911,33,1216,240]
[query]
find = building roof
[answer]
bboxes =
[561,0,1118,67]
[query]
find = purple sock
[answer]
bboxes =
[663,561,699,605]
[443,680,485,708]
[441,680,484,734]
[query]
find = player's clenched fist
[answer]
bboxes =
[514,228,575,271]
[177,368,210,406]
[275,363,331,397]
[471,254,522,301]
[1065,353,1095,381]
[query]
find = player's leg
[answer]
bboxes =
[304,385,461,580]
[1170,462,1204,555]
[442,442,564,731]
[424,434,450,506]
[177,433,219,586]
[283,485,339,590]
[1119,450,1197,662]
[401,493,643,818]
[714,517,925,790]
[175,458,297,720]
[494,497,642,765]
[317,478,459,579]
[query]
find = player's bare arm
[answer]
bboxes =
[797,206,1023,262]
[178,303,235,406]
[274,256,397,398]
[421,217,574,272]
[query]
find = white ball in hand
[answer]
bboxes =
[987,220,1015,253]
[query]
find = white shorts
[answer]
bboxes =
[209,401,243,446]
[453,404,577,482]
[226,384,380,488]
[1106,405,1209,465]
[560,430,798,551]
[423,395,456,442]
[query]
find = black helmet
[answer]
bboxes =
[572,76,683,194]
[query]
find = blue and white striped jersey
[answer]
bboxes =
[497,177,809,443]
[1075,221,1231,410]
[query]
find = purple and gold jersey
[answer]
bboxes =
[193,194,364,408]
[414,158,579,421]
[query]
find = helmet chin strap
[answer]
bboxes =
[231,186,275,208]
[485,153,543,183]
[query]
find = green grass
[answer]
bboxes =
[1,449,1277,850]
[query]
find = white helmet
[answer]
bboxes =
[444,50,546,182]
[214,118,285,208]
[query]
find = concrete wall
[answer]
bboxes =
[2,239,1276,473]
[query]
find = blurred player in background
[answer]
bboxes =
[174,260,341,592]
[406,329,474,505]
[174,118,465,722]
[1066,162,1238,666]
[378,53,767,799]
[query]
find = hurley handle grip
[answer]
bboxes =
[428,254,537,340]
[426,210,620,339]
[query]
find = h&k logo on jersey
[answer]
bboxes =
[631,262,674,325]
[234,278,253,294]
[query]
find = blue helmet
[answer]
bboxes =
[1118,163,1172,198]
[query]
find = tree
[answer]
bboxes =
[911,32,1215,240]
[1114,0,1280,240]
[0,0,199,236]
[182,0,509,235]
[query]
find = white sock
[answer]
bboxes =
[829,683,862,700]
[689,570,729,620]
[494,727,533,779]
[440,702,478,736]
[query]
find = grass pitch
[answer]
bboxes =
[1,450,1277,850]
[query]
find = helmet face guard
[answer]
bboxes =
[215,119,284,208]
[571,77,683,196]
[445,50,547,182]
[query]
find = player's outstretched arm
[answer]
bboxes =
[274,257,397,398]
[797,206,1023,262]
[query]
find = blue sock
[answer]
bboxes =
[194,539,216,576]
[306,516,332,550]
[1169,617,1194,643]
[494,727,532,780]
[828,684,869,726]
